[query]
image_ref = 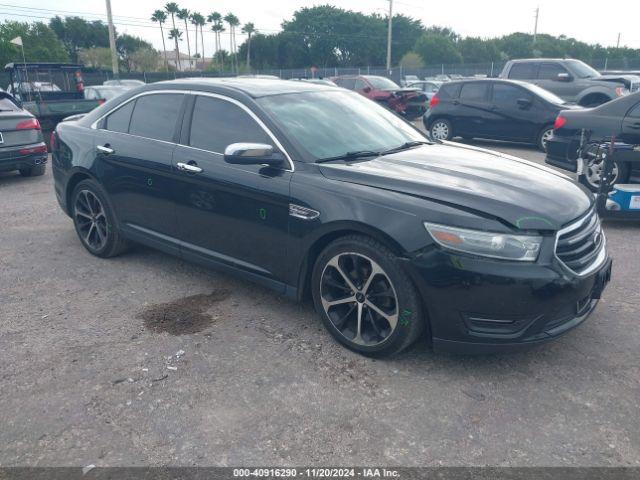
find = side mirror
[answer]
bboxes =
[556,72,572,82]
[517,98,532,109]
[224,143,285,166]
[362,86,372,93]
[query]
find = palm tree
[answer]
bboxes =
[208,12,222,69]
[151,10,168,70]
[189,13,199,62]
[168,28,183,70]
[241,22,256,69]
[177,8,191,62]
[164,2,181,70]
[224,13,240,73]
[193,13,206,68]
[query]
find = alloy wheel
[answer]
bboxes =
[320,252,399,346]
[74,190,109,251]
[586,157,619,190]
[431,121,450,140]
[540,128,553,150]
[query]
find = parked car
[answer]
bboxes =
[51,78,611,356]
[84,85,129,102]
[332,75,427,119]
[500,58,640,107]
[546,91,640,191]
[290,78,337,86]
[0,92,47,177]
[407,80,442,102]
[103,79,145,87]
[400,74,420,87]
[424,79,578,151]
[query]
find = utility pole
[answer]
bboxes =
[616,33,621,48]
[386,0,393,72]
[533,6,539,43]
[105,0,119,78]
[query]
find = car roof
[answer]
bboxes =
[157,77,332,98]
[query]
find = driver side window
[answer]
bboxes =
[188,96,271,154]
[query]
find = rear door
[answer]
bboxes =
[456,82,492,137]
[487,83,539,141]
[95,92,186,243]
[621,100,640,144]
[170,94,292,288]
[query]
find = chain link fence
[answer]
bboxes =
[2,58,640,88]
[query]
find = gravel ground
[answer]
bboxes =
[1,138,639,467]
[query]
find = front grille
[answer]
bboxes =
[555,209,605,275]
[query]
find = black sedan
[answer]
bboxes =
[546,91,640,191]
[424,79,579,151]
[51,79,610,356]
[0,92,47,177]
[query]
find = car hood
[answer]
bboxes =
[319,142,592,231]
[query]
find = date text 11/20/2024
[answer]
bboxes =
[233,468,400,477]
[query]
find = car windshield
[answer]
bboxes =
[257,90,426,161]
[365,76,400,90]
[523,83,566,104]
[567,60,601,79]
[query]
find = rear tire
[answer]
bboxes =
[537,125,554,152]
[71,179,129,258]
[19,165,45,177]
[429,119,453,141]
[311,235,425,357]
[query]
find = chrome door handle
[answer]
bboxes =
[96,145,114,155]
[176,162,203,173]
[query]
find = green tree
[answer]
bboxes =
[151,10,168,70]
[399,51,424,68]
[165,2,181,70]
[177,8,191,61]
[0,21,69,66]
[49,16,110,62]
[116,34,153,72]
[414,32,462,65]
[241,22,256,69]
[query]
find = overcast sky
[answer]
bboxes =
[2,0,639,54]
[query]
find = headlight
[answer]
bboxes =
[424,222,542,262]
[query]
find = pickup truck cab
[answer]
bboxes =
[500,59,640,107]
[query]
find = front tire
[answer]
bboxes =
[71,179,129,258]
[311,235,424,357]
[429,119,453,141]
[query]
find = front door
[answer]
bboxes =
[171,94,292,289]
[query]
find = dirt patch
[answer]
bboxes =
[139,290,230,335]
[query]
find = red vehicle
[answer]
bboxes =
[332,75,427,120]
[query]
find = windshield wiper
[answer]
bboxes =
[316,150,381,163]
[380,140,431,155]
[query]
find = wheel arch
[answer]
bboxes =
[65,167,97,216]
[296,221,407,302]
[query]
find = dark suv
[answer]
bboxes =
[51,79,611,356]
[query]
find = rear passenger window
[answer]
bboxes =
[508,63,537,80]
[627,102,640,118]
[460,83,489,102]
[538,63,568,80]
[128,93,184,142]
[104,100,135,133]
[492,84,530,104]
[189,96,270,153]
